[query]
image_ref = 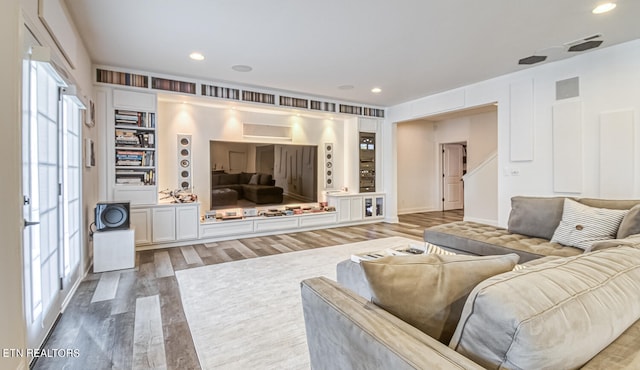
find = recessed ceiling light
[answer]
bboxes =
[232,65,253,72]
[592,2,616,14]
[189,52,205,61]
[338,85,354,90]
[371,87,382,94]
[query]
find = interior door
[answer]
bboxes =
[22,58,63,350]
[256,145,275,175]
[442,144,464,210]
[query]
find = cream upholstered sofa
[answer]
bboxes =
[301,244,640,369]
[423,196,640,262]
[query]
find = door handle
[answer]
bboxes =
[24,219,40,227]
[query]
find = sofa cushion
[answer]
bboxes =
[450,246,640,369]
[507,196,566,240]
[361,253,519,344]
[258,173,273,185]
[217,173,239,185]
[424,221,582,262]
[618,204,640,239]
[551,198,628,250]
[580,317,640,369]
[239,172,254,184]
[211,173,220,186]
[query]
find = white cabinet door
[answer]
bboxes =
[176,205,199,241]
[375,196,385,217]
[130,208,151,245]
[349,197,364,221]
[152,207,176,243]
[337,198,352,223]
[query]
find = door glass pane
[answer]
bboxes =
[62,96,82,275]
[36,64,60,316]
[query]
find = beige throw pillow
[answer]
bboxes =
[551,198,628,250]
[361,253,519,344]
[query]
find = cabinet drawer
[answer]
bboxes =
[299,213,337,227]
[200,220,254,238]
[254,217,299,232]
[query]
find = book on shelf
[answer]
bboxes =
[115,110,154,128]
[115,169,155,185]
[116,150,153,166]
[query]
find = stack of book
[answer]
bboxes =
[115,110,144,127]
[115,129,140,146]
[116,150,143,166]
[350,245,424,263]
[116,169,154,185]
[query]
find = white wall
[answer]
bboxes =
[388,39,640,226]
[465,111,498,170]
[463,154,498,225]
[1,2,27,369]
[158,101,345,215]
[396,120,437,213]
[396,110,497,214]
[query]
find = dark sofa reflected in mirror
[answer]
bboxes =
[210,141,318,210]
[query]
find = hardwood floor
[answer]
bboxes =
[32,210,463,370]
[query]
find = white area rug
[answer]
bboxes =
[175,236,420,370]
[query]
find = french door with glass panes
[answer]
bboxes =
[22,56,83,350]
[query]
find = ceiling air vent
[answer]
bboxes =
[518,55,547,65]
[568,40,603,52]
[565,34,604,52]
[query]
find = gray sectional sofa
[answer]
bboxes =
[210,171,283,207]
[300,196,640,369]
[424,196,640,262]
[301,244,640,369]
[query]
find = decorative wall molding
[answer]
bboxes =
[94,65,385,118]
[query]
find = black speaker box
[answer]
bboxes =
[95,201,130,231]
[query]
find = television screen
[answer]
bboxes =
[209,141,318,209]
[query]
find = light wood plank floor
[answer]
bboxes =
[32,210,463,370]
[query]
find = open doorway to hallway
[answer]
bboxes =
[395,103,497,219]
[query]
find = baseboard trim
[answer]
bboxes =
[397,207,440,215]
[384,216,399,223]
[463,216,498,227]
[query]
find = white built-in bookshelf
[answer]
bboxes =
[109,89,159,205]
[114,110,156,187]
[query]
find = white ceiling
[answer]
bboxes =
[64,0,640,107]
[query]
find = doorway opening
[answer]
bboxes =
[395,102,497,217]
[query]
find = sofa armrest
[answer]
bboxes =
[300,277,483,370]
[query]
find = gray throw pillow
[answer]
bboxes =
[248,174,259,185]
[507,196,566,240]
[361,253,519,344]
[617,204,640,239]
